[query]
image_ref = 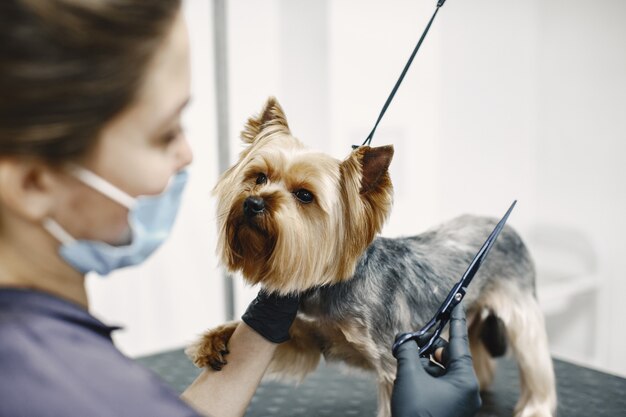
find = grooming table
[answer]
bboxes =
[137,349,626,416]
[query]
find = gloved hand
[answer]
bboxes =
[241,289,300,343]
[391,303,482,417]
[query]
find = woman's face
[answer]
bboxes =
[50,12,193,244]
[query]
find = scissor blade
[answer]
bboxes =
[462,199,517,286]
[437,200,517,314]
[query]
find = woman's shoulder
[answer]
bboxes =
[0,287,118,347]
[0,288,200,417]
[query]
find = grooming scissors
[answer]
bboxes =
[391,200,517,358]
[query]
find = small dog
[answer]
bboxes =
[187,97,557,417]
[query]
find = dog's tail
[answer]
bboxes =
[479,312,507,357]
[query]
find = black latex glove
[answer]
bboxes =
[391,303,482,417]
[241,289,300,343]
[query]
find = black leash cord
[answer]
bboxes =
[355,0,447,149]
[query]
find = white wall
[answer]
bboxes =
[87,0,225,357]
[87,0,626,379]
[532,0,626,373]
[227,0,626,377]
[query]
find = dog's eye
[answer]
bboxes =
[294,189,314,204]
[256,173,267,185]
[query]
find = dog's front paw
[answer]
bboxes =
[185,321,239,370]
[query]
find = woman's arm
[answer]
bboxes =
[181,290,299,417]
[180,321,276,417]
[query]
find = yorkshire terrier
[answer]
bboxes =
[187,97,557,417]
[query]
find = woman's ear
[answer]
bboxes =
[0,158,60,222]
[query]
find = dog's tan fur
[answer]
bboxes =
[187,97,556,417]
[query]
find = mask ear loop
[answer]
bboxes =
[42,218,76,245]
[67,164,136,210]
[43,165,142,245]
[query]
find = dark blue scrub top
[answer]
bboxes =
[0,288,201,417]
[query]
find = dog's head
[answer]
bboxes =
[214,97,394,294]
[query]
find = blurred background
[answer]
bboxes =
[87,0,626,378]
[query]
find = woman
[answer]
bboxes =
[0,1,480,416]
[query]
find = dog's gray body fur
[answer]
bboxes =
[284,214,558,417]
[301,214,533,345]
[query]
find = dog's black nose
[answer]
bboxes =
[243,196,265,217]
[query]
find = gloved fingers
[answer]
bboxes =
[430,337,449,365]
[421,357,447,377]
[414,332,431,347]
[443,307,483,413]
[413,333,448,360]
[241,289,300,344]
[445,303,474,373]
[394,340,428,379]
[395,333,449,364]
[421,337,448,377]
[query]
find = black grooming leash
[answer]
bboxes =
[354,0,448,149]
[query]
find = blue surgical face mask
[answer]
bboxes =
[43,166,189,276]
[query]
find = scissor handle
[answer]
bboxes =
[418,322,445,357]
[392,318,445,358]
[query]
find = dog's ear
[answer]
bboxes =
[349,145,394,194]
[335,144,394,280]
[241,97,291,143]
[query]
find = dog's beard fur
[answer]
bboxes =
[214,97,394,294]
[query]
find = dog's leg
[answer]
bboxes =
[376,376,393,417]
[265,316,323,382]
[375,356,396,417]
[468,312,497,391]
[508,294,557,417]
[329,319,394,417]
[185,320,239,370]
[481,286,557,417]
